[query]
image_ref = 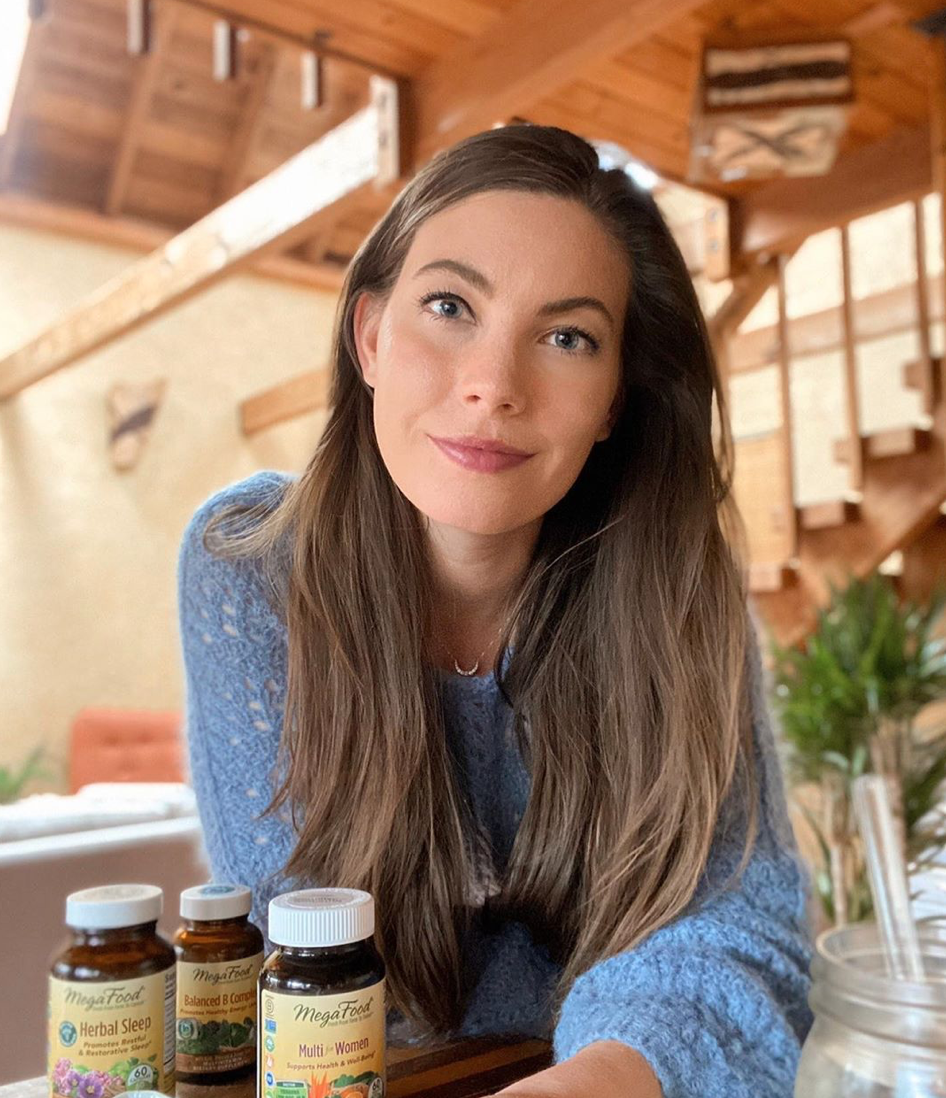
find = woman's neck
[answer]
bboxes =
[424,515,539,675]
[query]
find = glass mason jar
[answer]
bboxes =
[796,922,946,1097]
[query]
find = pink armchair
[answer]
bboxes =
[69,707,184,792]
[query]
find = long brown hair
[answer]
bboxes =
[203,123,756,1037]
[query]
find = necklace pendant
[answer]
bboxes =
[453,657,480,677]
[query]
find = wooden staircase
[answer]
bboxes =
[728,199,946,647]
[748,354,946,647]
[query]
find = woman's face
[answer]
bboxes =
[353,189,629,535]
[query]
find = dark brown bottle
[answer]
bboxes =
[174,884,264,1089]
[259,889,386,1098]
[48,884,176,1096]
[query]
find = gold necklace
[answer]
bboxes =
[440,628,499,677]
[452,646,488,677]
[437,615,510,677]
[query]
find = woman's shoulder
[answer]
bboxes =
[177,469,298,633]
[181,470,296,551]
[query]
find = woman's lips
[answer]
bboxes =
[430,437,535,473]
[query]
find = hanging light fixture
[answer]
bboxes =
[126,0,153,55]
[301,50,323,110]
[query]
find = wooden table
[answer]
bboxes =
[1,1036,553,1098]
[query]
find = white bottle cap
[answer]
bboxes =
[268,889,374,948]
[66,884,163,930]
[180,883,253,921]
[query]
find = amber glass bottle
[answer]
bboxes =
[259,889,386,1098]
[48,884,176,1096]
[173,883,264,1088]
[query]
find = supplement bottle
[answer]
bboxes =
[48,883,176,1097]
[174,883,264,1089]
[258,888,386,1098]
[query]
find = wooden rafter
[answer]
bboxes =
[1,0,722,399]
[105,5,179,217]
[413,0,713,161]
[0,77,400,400]
[215,39,279,203]
[0,191,346,291]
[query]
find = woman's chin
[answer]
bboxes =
[412,498,533,537]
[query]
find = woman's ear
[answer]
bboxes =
[352,290,381,390]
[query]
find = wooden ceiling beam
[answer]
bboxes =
[0,191,346,291]
[412,0,712,161]
[1,0,741,401]
[240,367,330,435]
[105,6,179,217]
[734,124,930,258]
[0,78,400,399]
[215,39,280,203]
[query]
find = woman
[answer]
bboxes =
[177,124,813,1097]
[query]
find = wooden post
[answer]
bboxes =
[776,253,798,557]
[839,224,864,489]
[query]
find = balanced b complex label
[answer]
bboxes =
[260,983,385,1098]
[176,952,263,1073]
[47,969,175,1096]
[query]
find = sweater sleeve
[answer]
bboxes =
[176,470,299,943]
[552,618,815,1098]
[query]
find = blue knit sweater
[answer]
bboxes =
[176,470,814,1097]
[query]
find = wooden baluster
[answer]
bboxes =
[932,35,946,408]
[776,253,798,558]
[912,198,937,417]
[839,224,864,490]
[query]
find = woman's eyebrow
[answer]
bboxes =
[415,258,492,294]
[412,258,615,331]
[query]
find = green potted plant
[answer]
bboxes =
[0,745,52,805]
[771,570,946,926]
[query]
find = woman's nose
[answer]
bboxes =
[457,346,527,413]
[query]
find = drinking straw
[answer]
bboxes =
[851,774,926,981]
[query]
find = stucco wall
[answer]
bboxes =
[0,222,334,791]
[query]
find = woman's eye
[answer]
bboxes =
[548,327,600,356]
[416,291,599,355]
[418,291,468,321]
[431,297,464,319]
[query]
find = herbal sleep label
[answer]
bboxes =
[259,982,386,1098]
[48,968,175,1097]
[176,951,263,1075]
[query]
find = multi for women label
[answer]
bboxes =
[259,981,386,1098]
[47,969,175,1097]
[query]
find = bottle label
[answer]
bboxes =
[259,979,386,1098]
[48,968,175,1097]
[176,951,263,1074]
